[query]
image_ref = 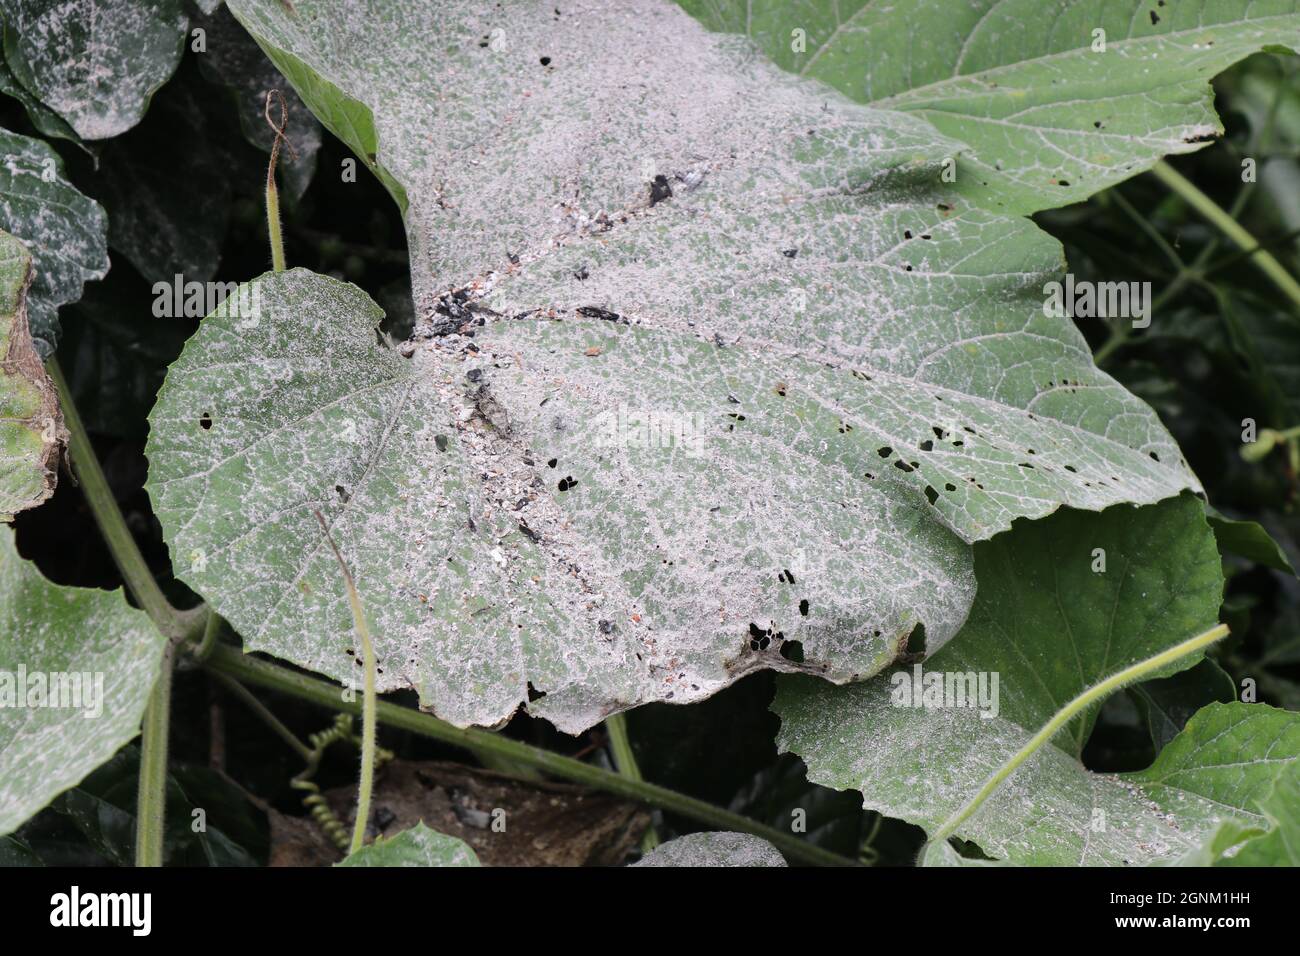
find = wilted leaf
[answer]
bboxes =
[632,831,786,866]
[0,230,64,517]
[0,526,166,837]
[0,128,108,353]
[679,0,1300,212]
[0,0,188,140]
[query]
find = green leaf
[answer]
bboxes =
[1207,508,1297,575]
[1219,774,1300,866]
[771,497,1294,866]
[0,128,109,353]
[944,495,1224,755]
[728,753,876,859]
[337,823,480,867]
[0,20,80,143]
[632,831,786,866]
[155,1,1200,731]
[0,230,65,518]
[0,525,167,837]
[92,72,243,285]
[55,748,266,866]
[0,833,42,865]
[225,3,404,209]
[678,0,1300,213]
[1130,658,1237,752]
[0,0,188,140]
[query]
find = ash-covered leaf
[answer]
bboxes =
[0,0,188,140]
[773,498,1297,866]
[0,128,108,353]
[0,230,64,518]
[0,526,166,836]
[337,822,480,868]
[632,831,786,867]
[0,19,79,143]
[679,0,1300,213]
[160,0,1198,732]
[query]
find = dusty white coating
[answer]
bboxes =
[0,527,166,835]
[0,130,108,353]
[156,0,1204,733]
[633,830,787,866]
[777,686,1298,866]
[0,0,189,140]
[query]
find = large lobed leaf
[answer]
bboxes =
[775,496,1299,866]
[147,0,1203,732]
[680,0,1300,213]
[0,526,166,836]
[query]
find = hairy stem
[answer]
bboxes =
[312,512,377,855]
[267,174,286,273]
[605,713,660,851]
[1151,161,1300,312]
[203,644,855,867]
[135,641,175,867]
[50,361,208,866]
[264,90,294,272]
[928,622,1230,852]
[49,360,182,634]
[209,670,313,762]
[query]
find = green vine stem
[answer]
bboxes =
[1151,160,1300,313]
[49,359,207,867]
[194,610,224,661]
[312,511,378,855]
[927,622,1231,853]
[135,640,175,867]
[605,712,660,851]
[202,643,856,867]
[209,670,313,762]
[48,360,198,638]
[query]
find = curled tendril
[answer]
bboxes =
[263,89,298,181]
